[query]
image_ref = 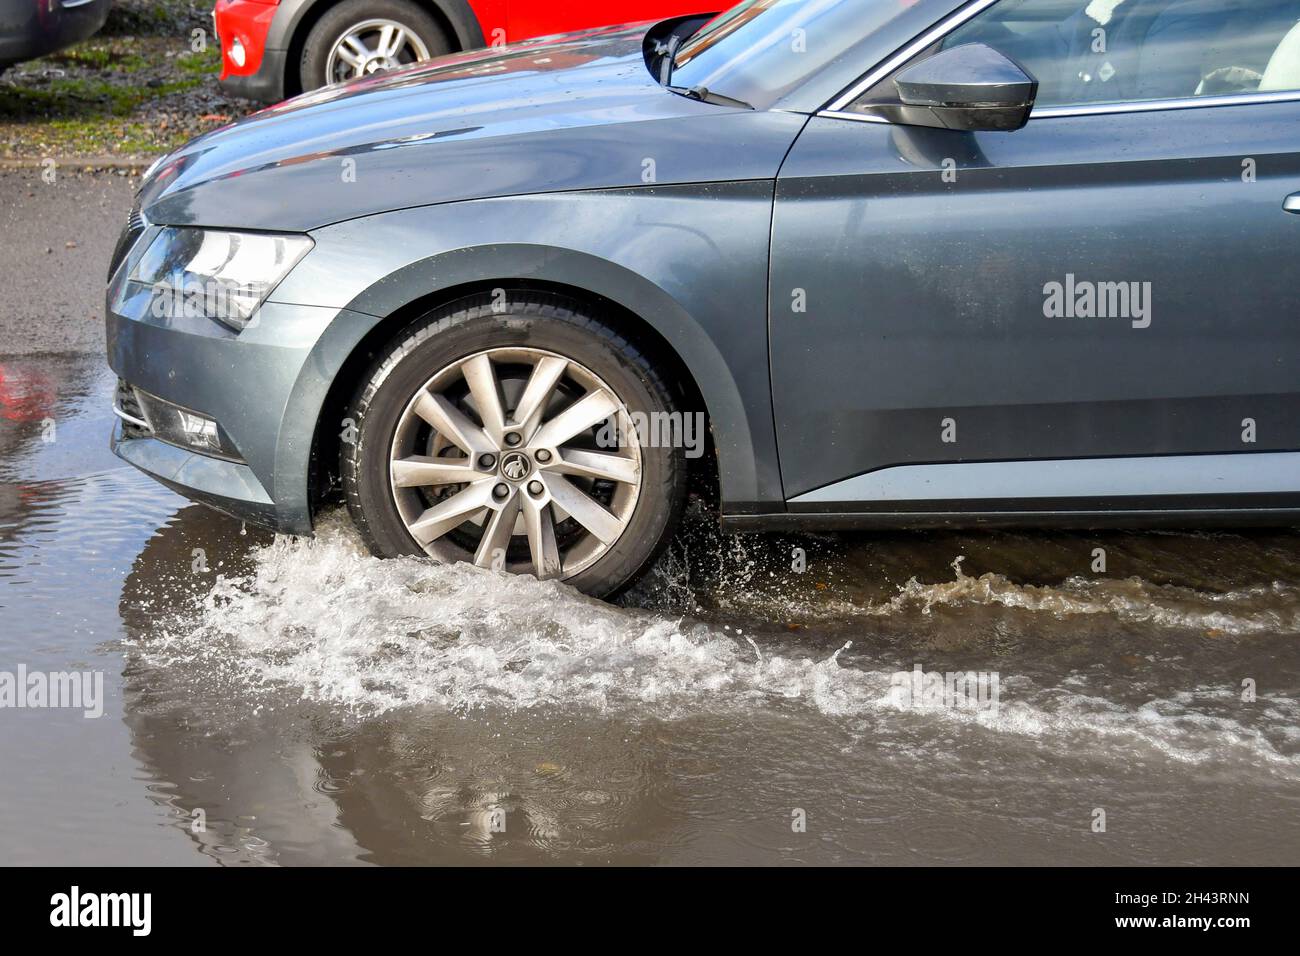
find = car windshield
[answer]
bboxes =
[670,0,915,107]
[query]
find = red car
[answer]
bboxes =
[214,0,720,102]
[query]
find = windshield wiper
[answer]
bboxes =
[664,84,753,110]
[655,34,684,85]
[647,17,750,109]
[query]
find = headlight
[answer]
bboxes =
[127,227,313,331]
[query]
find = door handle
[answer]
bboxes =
[1285,193,1300,214]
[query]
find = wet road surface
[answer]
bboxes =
[1,174,1298,865]
[0,170,138,355]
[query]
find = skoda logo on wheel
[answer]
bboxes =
[501,452,530,481]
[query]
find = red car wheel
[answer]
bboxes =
[299,0,451,90]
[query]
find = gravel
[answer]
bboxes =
[0,1,256,162]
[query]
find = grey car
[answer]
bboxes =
[107,0,1300,596]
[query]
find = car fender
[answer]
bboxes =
[272,186,783,521]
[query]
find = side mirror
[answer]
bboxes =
[891,43,1038,132]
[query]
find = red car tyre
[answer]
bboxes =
[299,0,451,91]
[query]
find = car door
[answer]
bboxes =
[769,0,1300,511]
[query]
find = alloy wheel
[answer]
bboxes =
[387,347,643,580]
[325,18,431,84]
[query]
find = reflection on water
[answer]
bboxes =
[2,353,1299,865]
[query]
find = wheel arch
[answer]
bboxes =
[303,259,752,526]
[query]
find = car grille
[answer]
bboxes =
[113,379,152,441]
[107,198,146,282]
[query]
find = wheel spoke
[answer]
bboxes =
[533,388,620,449]
[391,455,479,488]
[335,45,365,70]
[380,24,406,59]
[474,494,520,569]
[522,494,562,579]
[462,354,508,447]
[344,33,372,58]
[546,475,623,544]
[407,480,496,545]
[411,390,493,456]
[513,356,567,435]
[551,448,640,485]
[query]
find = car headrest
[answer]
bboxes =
[1260,18,1300,90]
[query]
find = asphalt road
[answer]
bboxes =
[0,168,139,355]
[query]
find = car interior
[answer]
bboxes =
[943,0,1300,106]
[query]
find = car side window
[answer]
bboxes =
[847,0,1300,115]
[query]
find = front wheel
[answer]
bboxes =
[342,294,689,597]
[298,0,450,91]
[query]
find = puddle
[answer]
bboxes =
[2,352,1299,864]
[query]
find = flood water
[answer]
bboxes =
[2,351,1299,865]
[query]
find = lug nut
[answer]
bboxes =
[527,480,544,496]
[504,432,522,447]
[534,449,551,463]
[478,453,496,469]
[493,483,510,499]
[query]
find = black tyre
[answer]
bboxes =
[342,292,689,598]
[299,0,450,92]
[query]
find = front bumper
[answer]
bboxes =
[105,225,374,534]
[110,415,282,528]
[213,0,285,102]
[218,47,288,102]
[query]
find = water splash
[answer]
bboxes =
[868,556,1300,636]
[127,518,1300,777]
